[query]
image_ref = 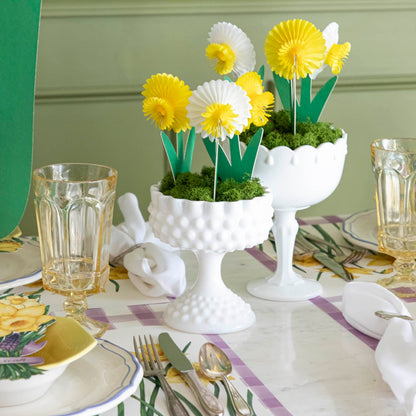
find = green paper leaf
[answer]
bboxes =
[258,65,265,82]
[202,129,263,182]
[272,72,291,110]
[160,128,195,178]
[161,131,180,175]
[0,0,41,238]
[297,75,338,122]
[308,75,338,122]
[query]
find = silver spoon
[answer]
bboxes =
[199,342,253,416]
[375,310,414,321]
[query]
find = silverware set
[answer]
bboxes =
[294,231,366,281]
[134,333,253,416]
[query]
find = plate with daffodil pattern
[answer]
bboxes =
[341,210,378,251]
[0,236,42,290]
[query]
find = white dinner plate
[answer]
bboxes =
[0,236,42,290]
[341,209,379,251]
[4,339,143,416]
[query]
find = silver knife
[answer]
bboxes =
[296,233,351,281]
[313,251,351,281]
[159,332,224,416]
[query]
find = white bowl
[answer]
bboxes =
[0,317,97,407]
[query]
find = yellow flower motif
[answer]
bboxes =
[0,296,54,337]
[206,43,235,75]
[201,103,238,138]
[264,19,326,79]
[166,362,210,386]
[142,73,192,133]
[0,295,38,310]
[325,42,351,75]
[366,253,394,267]
[236,72,274,127]
[109,266,129,280]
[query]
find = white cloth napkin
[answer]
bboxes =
[342,281,416,415]
[110,193,186,298]
[342,281,410,340]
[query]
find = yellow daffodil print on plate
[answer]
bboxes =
[0,295,54,337]
[0,293,56,380]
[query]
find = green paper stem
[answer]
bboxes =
[273,71,338,123]
[258,65,265,82]
[160,127,195,179]
[202,129,263,182]
[213,139,219,201]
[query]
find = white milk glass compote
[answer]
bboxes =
[246,133,348,301]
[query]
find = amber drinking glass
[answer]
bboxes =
[33,163,117,336]
[372,138,416,297]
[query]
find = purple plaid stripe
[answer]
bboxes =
[297,216,344,226]
[206,334,293,416]
[246,247,276,272]
[86,308,116,330]
[309,296,379,350]
[128,304,163,326]
[247,247,379,350]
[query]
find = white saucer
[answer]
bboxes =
[4,339,143,416]
[341,210,378,251]
[0,236,42,290]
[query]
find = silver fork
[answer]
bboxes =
[338,248,366,266]
[133,335,189,416]
[299,232,366,265]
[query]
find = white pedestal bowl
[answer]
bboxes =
[246,132,348,301]
[148,185,273,334]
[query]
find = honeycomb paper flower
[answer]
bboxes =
[310,22,351,80]
[236,71,274,127]
[142,73,192,133]
[187,79,252,141]
[206,22,256,77]
[325,42,351,75]
[264,19,326,80]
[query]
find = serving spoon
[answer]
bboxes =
[199,342,253,416]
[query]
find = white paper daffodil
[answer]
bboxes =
[310,22,339,80]
[187,79,252,142]
[206,22,256,78]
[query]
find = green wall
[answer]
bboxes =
[20,0,416,234]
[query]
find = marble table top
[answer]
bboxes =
[1,214,410,416]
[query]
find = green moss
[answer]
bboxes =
[240,109,343,150]
[160,168,265,202]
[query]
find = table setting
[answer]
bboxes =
[3,11,416,416]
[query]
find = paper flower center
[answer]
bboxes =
[143,97,175,130]
[206,43,236,75]
[201,103,237,138]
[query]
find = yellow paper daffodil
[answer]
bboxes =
[325,42,351,75]
[206,22,256,77]
[236,71,274,127]
[187,79,252,141]
[142,73,192,133]
[264,19,326,80]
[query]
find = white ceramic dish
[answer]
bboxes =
[341,209,378,251]
[0,317,97,407]
[0,237,42,290]
[4,339,143,416]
